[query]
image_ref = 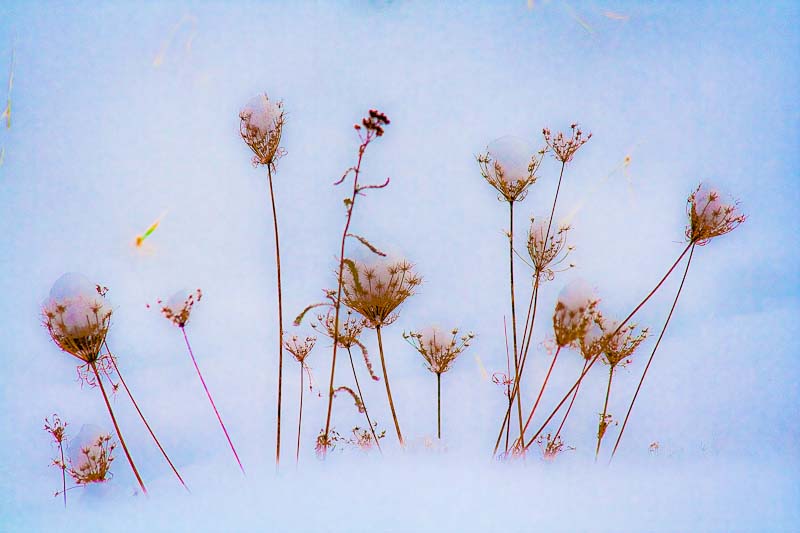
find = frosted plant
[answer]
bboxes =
[158,289,244,473]
[44,415,68,507]
[342,257,421,445]
[240,92,287,467]
[543,123,592,164]
[553,279,598,348]
[686,184,746,245]
[42,274,146,494]
[404,327,473,439]
[67,425,115,486]
[527,217,574,281]
[477,136,543,203]
[284,334,316,464]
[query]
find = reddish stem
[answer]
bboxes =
[267,164,285,469]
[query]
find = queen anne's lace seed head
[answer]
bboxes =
[686,184,746,245]
[240,94,285,168]
[527,217,574,280]
[543,123,592,163]
[42,273,112,363]
[341,258,421,328]
[477,136,543,202]
[403,327,474,374]
[553,279,598,348]
[67,424,115,485]
[284,335,316,364]
[158,289,202,328]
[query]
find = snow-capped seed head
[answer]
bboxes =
[159,288,202,328]
[553,279,598,347]
[686,184,746,245]
[42,273,112,363]
[527,216,573,280]
[68,424,115,485]
[341,258,421,328]
[596,316,648,367]
[404,326,473,374]
[240,94,285,167]
[285,334,316,363]
[477,136,542,202]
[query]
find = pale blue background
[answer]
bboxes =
[0,1,797,531]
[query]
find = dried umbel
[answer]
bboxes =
[527,217,574,280]
[158,289,203,328]
[543,123,592,163]
[553,279,598,348]
[341,258,422,327]
[42,273,112,363]
[685,184,746,245]
[595,316,649,368]
[403,327,474,374]
[284,335,316,364]
[67,425,115,485]
[240,94,285,167]
[477,136,544,202]
[312,310,378,380]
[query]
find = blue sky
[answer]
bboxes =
[0,1,798,530]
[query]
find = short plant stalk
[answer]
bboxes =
[267,165,285,469]
[90,361,147,495]
[376,325,403,445]
[347,347,382,452]
[181,327,245,474]
[610,243,696,462]
[595,366,614,461]
[105,341,188,491]
[437,372,442,439]
[296,364,304,464]
[59,441,66,507]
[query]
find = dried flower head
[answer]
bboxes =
[543,123,592,163]
[349,425,385,450]
[44,414,68,445]
[403,327,474,374]
[158,289,203,328]
[535,433,574,461]
[527,217,574,280]
[553,279,598,348]
[595,316,649,367]
[477,136,544,202]
[341,258,421,327]
[686,184,746,245]
[311,310,379,380]
[42,273,113,363]
[284,334,316,364]
[354,108,390,138]
[67,425,115,485]
[240,94,285,167]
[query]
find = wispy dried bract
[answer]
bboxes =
[477,136,545,202]
[543,123,592,163]
[158,289,203,328]
[403,327,474,374]
[240,94,285,168]
[42,274,112,363]
[553,280,598,348]
[686,184,746,245]
[312,310,379,380]
[333,385,365,413]
[341,259,422,327]
[284,334,316,364]
[527,217,574,280]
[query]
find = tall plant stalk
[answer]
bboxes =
[296,364,304,464]
[90,361,147,495]
[267,164,285,469]
[595,366,614,461]
[507,201,525,444]
[376,325,403,445]
[181,327,244,474]
[347,347,382,451]
[610,243,696,462]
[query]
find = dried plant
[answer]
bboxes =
[67,426,116,486]
[159,289,244,473]
[477,136,545,203]
[342,257,421,445]
[44,415,68,507]
[241,93,287,467]
[543,123,592,164]
[686,184,746,245]
[42,274,146,495]
[284,334,316,464]
[404,327,474,438]
[527,218,574,281]
[535,433,574,461]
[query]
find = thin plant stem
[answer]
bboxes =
[518,345,562,441]
[508,201,525,444]
[554,359,589,443]
[610,243,696,462]
[267,164,285,469]
[347,347,382,452]
[90,361,147,495]
[323,139,369,456]
[523,243,695,452]
[181,327,245,474]
[595,366,614,461]
[59,442,66,508]
[376,325,403,445]
[104,341,188,491]
[437,372,442,440]
[296,364,303,465]
[504,316,511,453]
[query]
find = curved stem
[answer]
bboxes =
[267,165,284,469]
[508,201,525,445]
[596,366,614,461]
[296,363,303,465]
[347,347,382,452]
[105,342,188,491]
[181,327,245,474]
[610,243,696,462]
[376,325,403,445]
[90,361,147,495]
